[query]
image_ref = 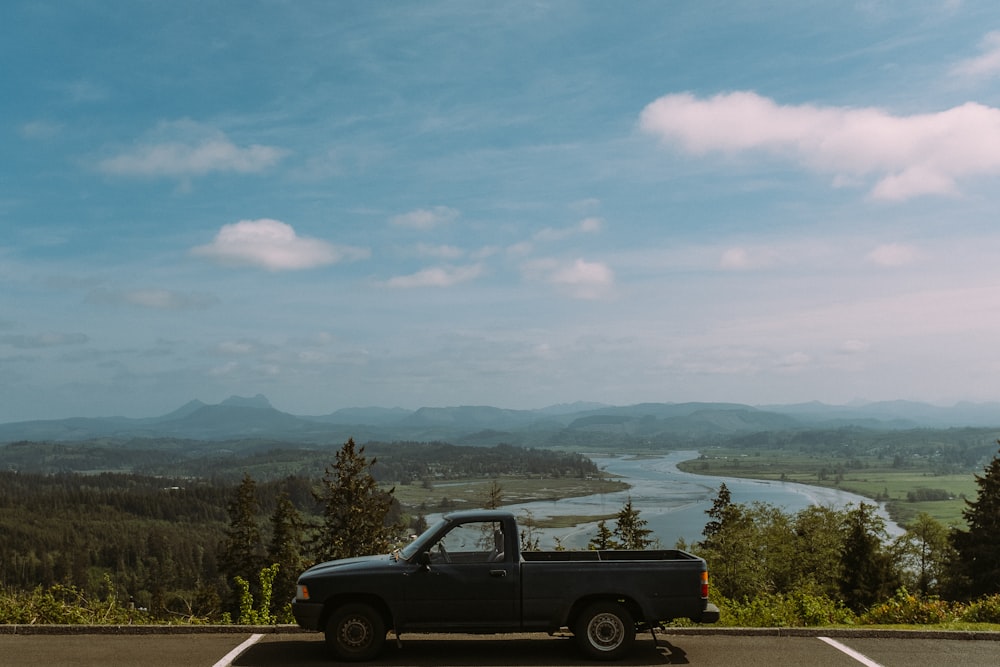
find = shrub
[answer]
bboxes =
[718,592,855,627]
[860,588,954,625]
[959,594,1000,623]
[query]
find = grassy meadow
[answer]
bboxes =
[677,449,977,528]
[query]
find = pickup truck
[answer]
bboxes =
[292,509,719,661]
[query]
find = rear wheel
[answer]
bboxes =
[325,603,386,662]
[574,600,636,660]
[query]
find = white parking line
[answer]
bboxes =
[818,636,884,667]
[211,633,264,667]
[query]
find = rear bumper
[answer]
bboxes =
[699,602,720,624]
[291,600,324,631]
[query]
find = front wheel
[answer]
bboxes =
[574,601,636,660]
[325,603,386,662]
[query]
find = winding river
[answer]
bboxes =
[496,451,903,549]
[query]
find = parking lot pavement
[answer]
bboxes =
[1,629,998,667]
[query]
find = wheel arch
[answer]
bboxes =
[566,594,645,629]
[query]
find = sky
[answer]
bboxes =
[4,1,1000,421]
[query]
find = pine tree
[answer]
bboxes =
[267,492,305,616]
[587,519,620,550]
[313,438,401,563]
[482,480,504,509]
[219,473,263,593]
[613,497,654,549]
[701,482,734,542]
[949,444,1000,598]
[838,503,901,612]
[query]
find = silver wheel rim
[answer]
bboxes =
[339,615,373,650]
[587,612,625,651]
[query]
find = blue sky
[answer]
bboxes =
[4,1,1000,421]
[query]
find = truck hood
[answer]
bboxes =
[301,553,394,578]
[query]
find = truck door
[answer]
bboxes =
[402,519,518,630]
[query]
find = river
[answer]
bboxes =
[494,451,904,549]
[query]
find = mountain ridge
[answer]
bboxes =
[2,395,999,445]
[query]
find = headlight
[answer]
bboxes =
[296,584,310,601]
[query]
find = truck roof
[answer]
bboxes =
[441,509,517,523]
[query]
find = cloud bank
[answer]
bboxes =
[639,91,1000,201]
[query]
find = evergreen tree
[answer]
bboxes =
[838,503,901,613]
[219,473,263,593]
[950,444,1000,598]
[267,492,305,616]
[702,482,733,541]
[313,438,401,563]
[482,480,504,509]
[587,519,620,550]
[613,497,654,549]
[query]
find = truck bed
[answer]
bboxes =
[522,549,701,562]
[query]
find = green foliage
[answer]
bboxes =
[233,563,280,625]
[587,519,619,550]
[220,473,264,603]
[0,575,152,625]
[958,594,1000,623]
[612,496,654,549]
[716,591,856,627]
[949,443,1000,598]
[861,589,955,625]
[838,503,902,613]
[895,512,954,596]
[313,439,402,562]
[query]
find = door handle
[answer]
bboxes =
[490,569,507,577]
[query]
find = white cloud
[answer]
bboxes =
[384,264,484,288]
[524,258,615,299]
[390,206,460,230]
[99,122,286,177]
[952,31,1000,79]
[866,243,922,267]
[415,243,465,260]
[191,219,369,271]
[719,246,778,270]
[639,90,1000,201]
[534,217,604,242]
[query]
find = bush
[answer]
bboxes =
[0,577,153,625]
[718,592,856,627]
[959,594,1000,623]
[860,588,955,625]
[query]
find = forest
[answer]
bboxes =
[0,440,600,621]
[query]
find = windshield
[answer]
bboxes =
[399,518,449,560]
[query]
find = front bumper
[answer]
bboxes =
[291,600,324,631]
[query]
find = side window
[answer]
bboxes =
[429,521,505,564]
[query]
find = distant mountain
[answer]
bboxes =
[2,396,1000,445]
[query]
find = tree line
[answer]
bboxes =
[690,444,1000,621]
[0,439,596,621]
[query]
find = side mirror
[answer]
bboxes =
[415,551,431,569]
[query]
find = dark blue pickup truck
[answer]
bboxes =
[292,509,719,661]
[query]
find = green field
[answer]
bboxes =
[387,475,628,516]
[677,449,978,528]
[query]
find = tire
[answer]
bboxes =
[325,602,386,662]
[574,601,636,661]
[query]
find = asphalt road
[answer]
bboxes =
[1,629,998,667]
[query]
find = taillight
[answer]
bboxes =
[700,571,709,598]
